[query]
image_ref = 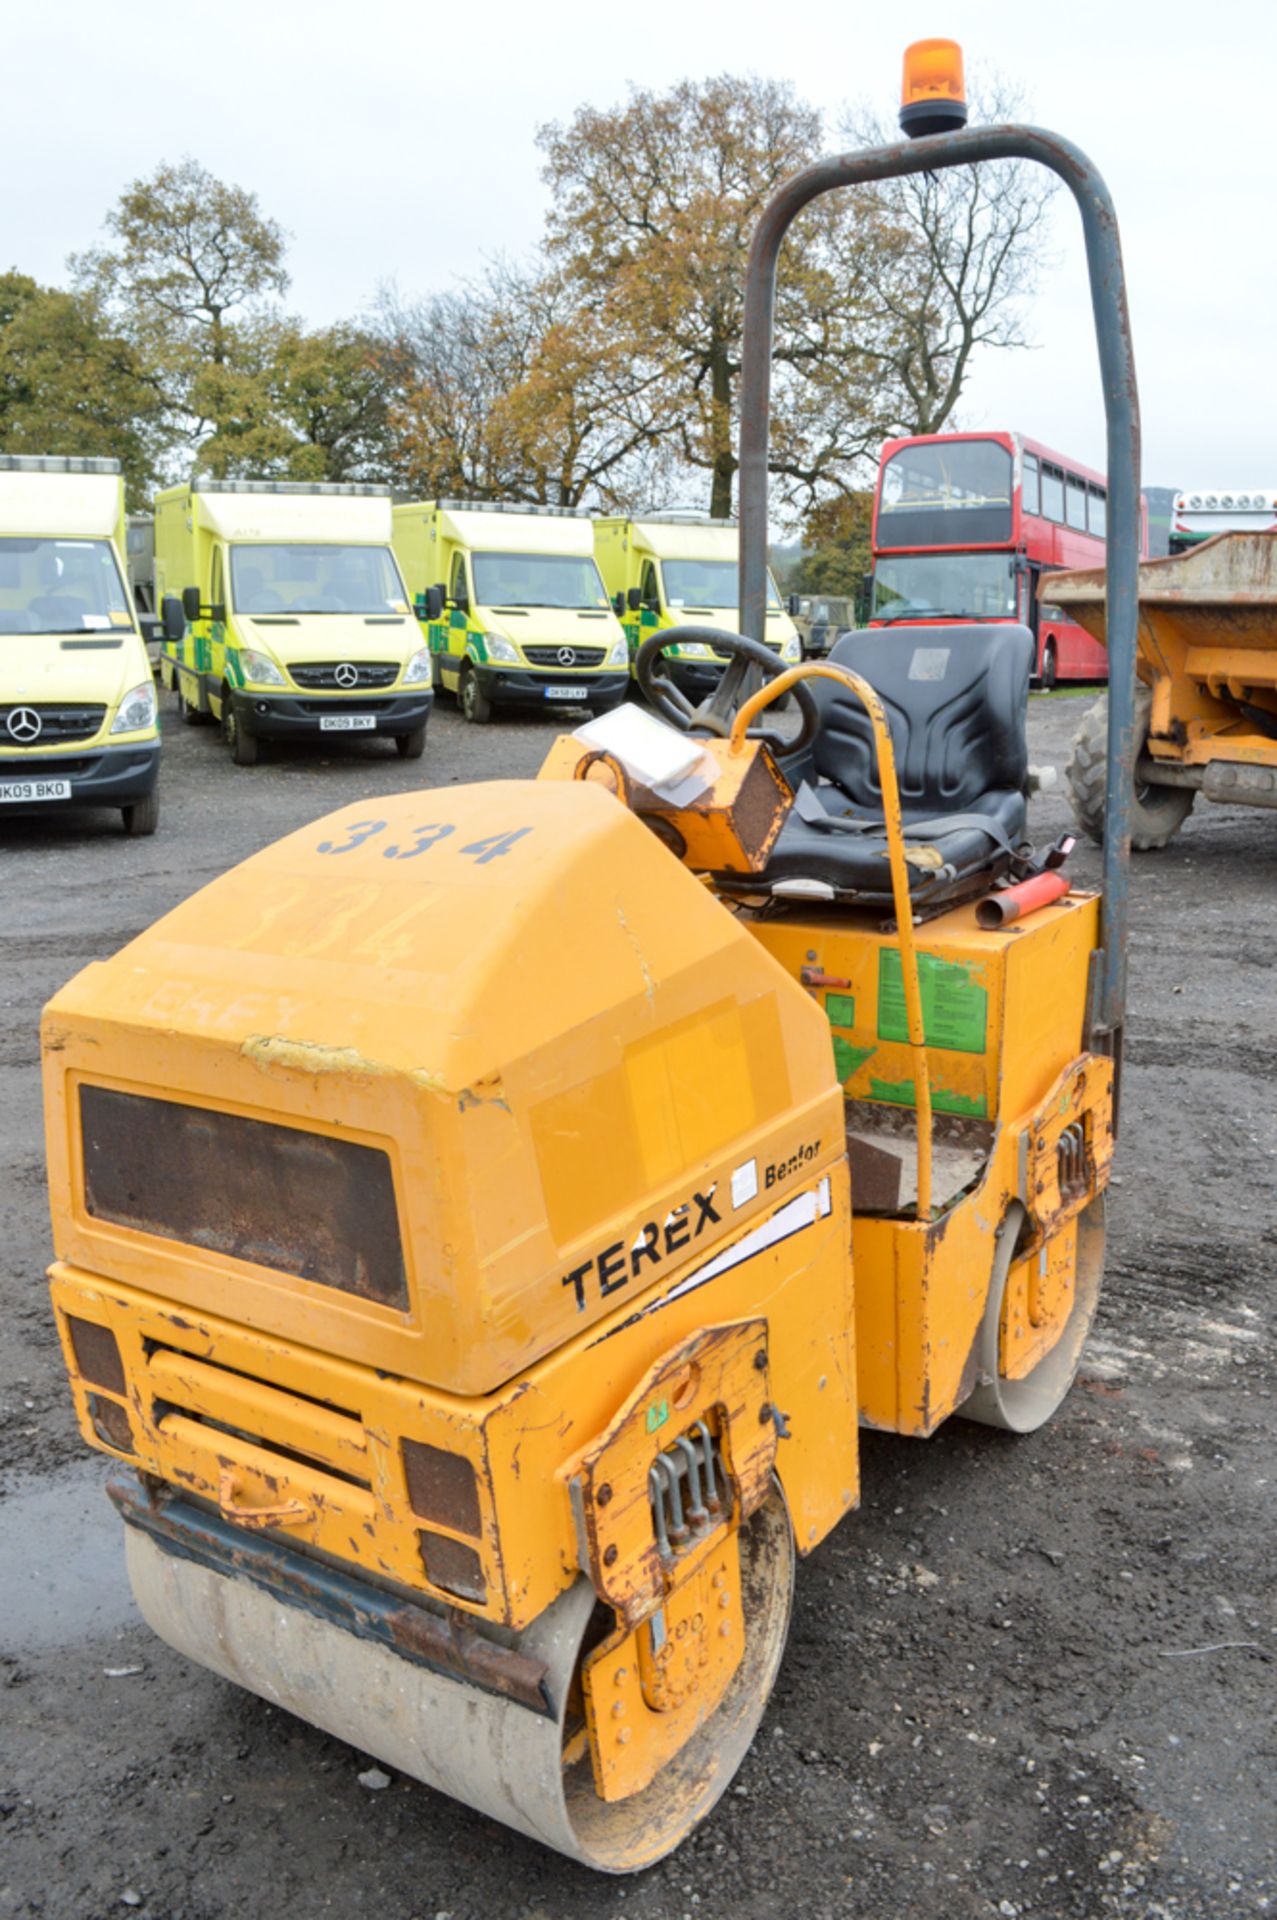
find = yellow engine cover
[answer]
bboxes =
[43,779,846,1398]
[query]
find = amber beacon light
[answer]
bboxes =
[899,38,968,138]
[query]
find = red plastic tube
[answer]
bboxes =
[975,869,1071,929]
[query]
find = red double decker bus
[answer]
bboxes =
[869,431,1144,685]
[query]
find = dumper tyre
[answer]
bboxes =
[958,1196,1104,1433]
[222,694,259,766]
[1040,639,1058,691]
[460,667,492,725]
[121,788,160,837]
[1066,689,1194,849]
[395,726,427,760]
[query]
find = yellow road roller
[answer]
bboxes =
[41,45,1146,1871]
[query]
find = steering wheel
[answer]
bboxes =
[635,624,821,756]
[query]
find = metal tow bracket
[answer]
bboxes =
[1057,1122,1088,1201]
[649,1421,727,1562]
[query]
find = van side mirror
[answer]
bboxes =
[161,594,186,643]
[423,584,445,621]
[181,585,202,622]
[612,591,625,616]
[453,591,470,617]
[787,592,801,616]
[861,572,875,612]
[626,586,642,612]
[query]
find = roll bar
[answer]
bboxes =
[729,125,1140,1056]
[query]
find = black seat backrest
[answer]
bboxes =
[803,623,1034,812]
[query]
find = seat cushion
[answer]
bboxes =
[757,786,1027,901]
[730,622,1035,906]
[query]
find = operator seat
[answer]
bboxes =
[728,623,1035,911]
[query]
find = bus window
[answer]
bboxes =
[1088,486,1107,538]
[1041,465,1064,522]
[1066,478,1087,530]
[1022,453,1040,517]
[877,438,1012,545]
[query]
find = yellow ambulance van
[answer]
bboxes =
[156,481,432,765]
[0,456,160,834]
[593,514,801,695]
[392,500,630,723]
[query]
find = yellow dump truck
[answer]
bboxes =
[1055,531,1277,847]
[593,514,801,694]
[0,455,160,834]
[393,500,630,722]
[156,481,432,765]
[40,44,1146,1874]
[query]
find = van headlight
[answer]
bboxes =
[239,649,287,688]
[401,647,433,686]
[109,681,157,735]
[780,634,801,663]
[606,635,629,667]
[482,632,520,664]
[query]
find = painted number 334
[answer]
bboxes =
[316,821,533,862]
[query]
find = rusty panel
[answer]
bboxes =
[79,1085,408,1310]
[88,1391,133,1451]
[845,1130,904,1214]
[402,1438,482,1535]
[67,1313,126,1394]
[419,1528,487,1603]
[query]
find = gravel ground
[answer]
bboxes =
[1,686,1273,1920]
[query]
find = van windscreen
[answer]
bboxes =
[0,538,132,636]
[471,552,610,610]
[661,560,781,610]
[231,544,406,615]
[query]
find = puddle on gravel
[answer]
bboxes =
[0,1457,138,1652]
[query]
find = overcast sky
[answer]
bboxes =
[5,0,1270,494]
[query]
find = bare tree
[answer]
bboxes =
[840,75,1057,435]
[371,281,516,498]
[370,263,671,508]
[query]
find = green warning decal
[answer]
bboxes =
[868,1076,989,1118]
[833,1035,874,1083]
[824,991,856,1029]
[877,949,987,1054]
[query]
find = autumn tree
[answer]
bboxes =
[839,75,1056,435]
[795,491,875,596]
[195,320,392,481]
[73,158,290,459]
[0,270,163,496]
[537,76,910,519]
[372,265,668,508]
